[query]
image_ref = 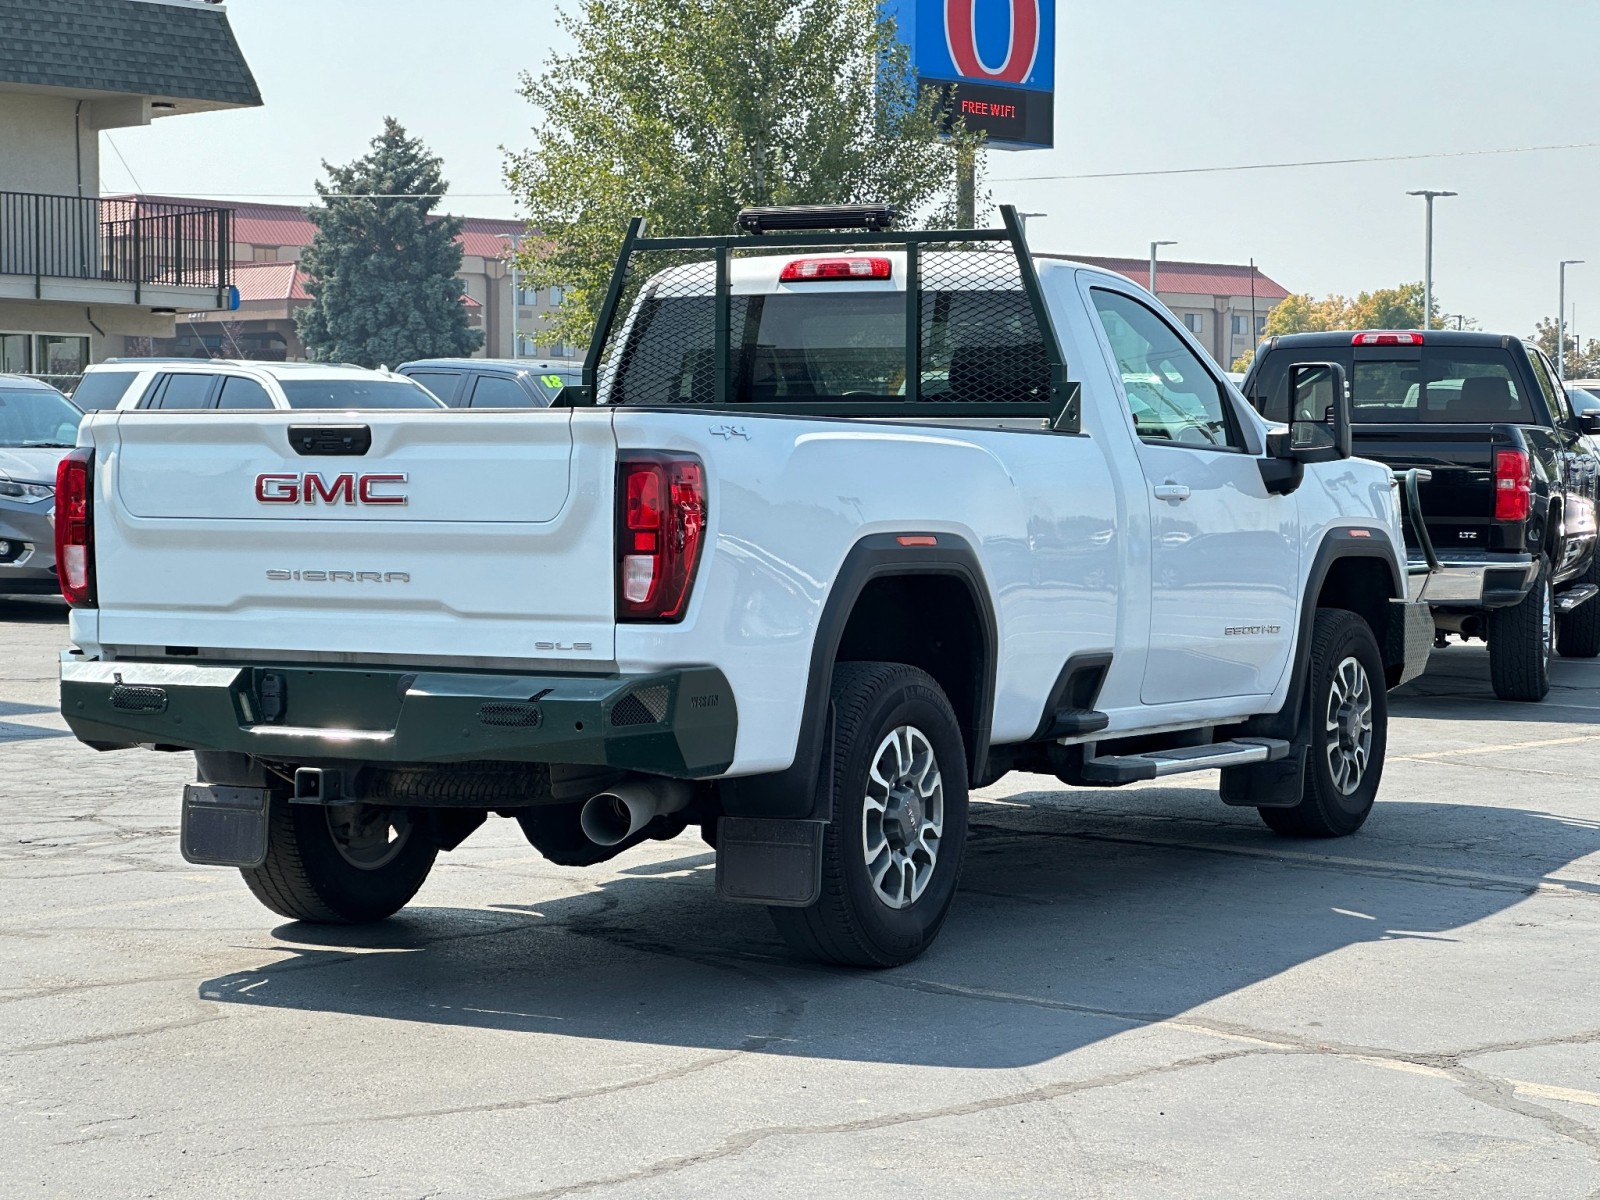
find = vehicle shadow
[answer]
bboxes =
[196,796,1600,1069]
[0,596,68,624]
[1392,645,1600,724]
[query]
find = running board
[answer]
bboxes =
[1556,584,1599,614]
[1082,738,1291,785]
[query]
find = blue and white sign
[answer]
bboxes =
[882,0,1056,149]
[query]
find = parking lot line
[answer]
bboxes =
[1398,733,1600,761]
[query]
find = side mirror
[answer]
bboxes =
[1578,411,1600,436]
[1275,361,1352,464]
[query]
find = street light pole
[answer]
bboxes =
[1560,259,1584,383]
[1149,240,1176,295]
[498,233,522,359]
[1017,212,1046,238]
[1406,190,1456,330]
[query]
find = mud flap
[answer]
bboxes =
[181,784,270,867]
[715,817,825,906]
[1219,746,1308,809]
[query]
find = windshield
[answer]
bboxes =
[1252,347,1530,424]
[278,379,443,410]
[69,369,138,411]
[611,289,1047,406]
[0,387,83,447]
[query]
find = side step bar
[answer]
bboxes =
[1556,584,1599,614]
[1082,738,1291,785]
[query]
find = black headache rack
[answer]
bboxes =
[557,203,1080,431]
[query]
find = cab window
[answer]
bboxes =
[1090,289,1242,450]
[469,374,534,407]
[216,376,275,410]
[147,373,217,410]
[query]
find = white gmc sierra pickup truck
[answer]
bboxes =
[57,205,1431,966]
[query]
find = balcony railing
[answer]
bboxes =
[0,192,232,302]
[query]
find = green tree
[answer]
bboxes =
[296,118,483,367]
[1232,284,1470,372]
[506,0,984,348]
[1531,317,1600,379]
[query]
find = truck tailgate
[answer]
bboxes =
[92,410,618,662]
[1353,424,1503,549]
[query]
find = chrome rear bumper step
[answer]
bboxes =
[1082,738,1291,785]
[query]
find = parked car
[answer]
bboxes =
[71,359,443,412]
[1245,331,1600,701]
[396,358,583,407]
[1567,380,1600,417]
[58,205,1429,967]
[0,375,83,596]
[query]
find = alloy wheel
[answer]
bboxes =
[861,725,945,910]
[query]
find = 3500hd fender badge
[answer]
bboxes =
[255,472,408,505]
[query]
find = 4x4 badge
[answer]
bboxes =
[709,424,751,441]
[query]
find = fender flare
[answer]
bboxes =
[720,532,998,820]
[1260,527,1405,741]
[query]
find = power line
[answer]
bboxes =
[993,140,1600,183]
[119,140,1600,199]
[103,134,145,192]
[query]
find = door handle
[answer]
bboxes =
[1153,483,1191,503]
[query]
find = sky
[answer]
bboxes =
[104,0,1600,338]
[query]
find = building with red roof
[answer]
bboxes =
[1046,255,1292,368]
[114,195,565,362]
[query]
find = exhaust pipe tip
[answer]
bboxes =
[579,792,643,847]
[578,780,691,847]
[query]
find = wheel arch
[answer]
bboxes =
[720,532,998,820]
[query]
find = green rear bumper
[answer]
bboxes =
[60,654,737,778]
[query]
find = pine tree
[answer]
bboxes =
[296,118,483,367]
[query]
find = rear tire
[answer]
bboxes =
[768,662,969,968]
[1556,550,1600,659]
[1258,609,1386,839]
[241,796,436,923]
[1488,558,1553,702]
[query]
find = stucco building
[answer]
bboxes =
[0,0,259,386]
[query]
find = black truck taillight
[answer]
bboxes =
[1493,449,1531,522]
[617,454,706,622]
[54,447,96,607]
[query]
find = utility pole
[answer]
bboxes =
[1149,240,1176,296]
[956,146,977,229]
[1560,259,1584,383]
[498,233,523,359]
[1406,190,1456,330]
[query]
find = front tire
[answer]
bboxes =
[1259,608,1387,838]
[1488,558,1553,702]
[769,662,969,968]
[241,796,437,923]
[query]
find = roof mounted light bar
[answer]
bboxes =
[736,204,900,235]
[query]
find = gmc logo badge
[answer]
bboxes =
[255,473,408,506]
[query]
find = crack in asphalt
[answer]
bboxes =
[490,1047,1274,1200]
[962,823,1600,901]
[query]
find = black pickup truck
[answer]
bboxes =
[1245,331,1600,702]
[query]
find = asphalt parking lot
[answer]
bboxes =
[4,597,1599,1199]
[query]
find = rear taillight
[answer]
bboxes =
[779,256,893,282]
[1352,332,1425,346]
[55,447,96,607]
[617,454,706,622]
[1493,448,1532,522]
